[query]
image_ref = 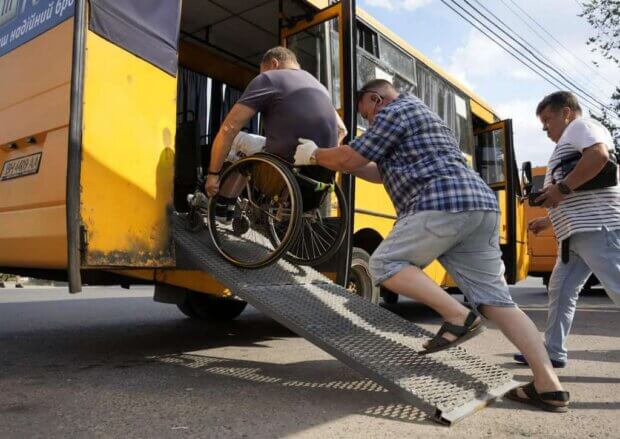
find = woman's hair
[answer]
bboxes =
[536,91,582,116]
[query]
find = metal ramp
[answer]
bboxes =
[171,214,518,425]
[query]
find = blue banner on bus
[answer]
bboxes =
[0,0,75,57]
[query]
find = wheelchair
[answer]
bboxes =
[187,153,349,269]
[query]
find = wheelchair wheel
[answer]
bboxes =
[269,176,349,266]
[207,154,302,269]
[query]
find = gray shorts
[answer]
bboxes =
[369,210,515,311]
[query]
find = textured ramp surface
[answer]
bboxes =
[172,215,518,424]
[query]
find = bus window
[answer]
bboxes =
[357,21,379,57]
[287,18,341,109]
[476,129,507,186]
[455,93,474,157]
[378,36,416,84]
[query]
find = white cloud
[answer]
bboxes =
[363,0,434,12]
[446,29,537,89]
[432,45,444,64]
[360,0,620,163]
[496,99,554,167]
[545,44,619,115]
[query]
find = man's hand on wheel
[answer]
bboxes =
[295,138,318,166]
[206,174,220,197]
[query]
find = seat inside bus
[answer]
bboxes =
[174,0,323,211]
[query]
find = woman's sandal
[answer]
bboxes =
[505,382,570,413]
[420,311,483,355]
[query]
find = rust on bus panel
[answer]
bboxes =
[85,249,174,267]
[83,228,174,267]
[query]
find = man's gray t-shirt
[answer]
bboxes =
[237,69,338,161]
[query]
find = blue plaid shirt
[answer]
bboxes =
[350,94,498,218]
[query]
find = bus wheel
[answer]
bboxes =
[347,247,379,304]
[177,292,247,321]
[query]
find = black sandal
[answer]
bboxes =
[505,382,569,413]
[420,311,483,355]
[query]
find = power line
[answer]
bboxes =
[461,0,617,116]
[446,0,619,120]
[503,0,618,89]
[480,0,612,100]
[439,0,619,122]
[439,1,572,93]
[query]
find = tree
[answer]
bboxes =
[581,0,620,66]
[580,0,620,154]
[590,87,620,155]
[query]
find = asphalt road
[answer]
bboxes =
[0,279,618,438]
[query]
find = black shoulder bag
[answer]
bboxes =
[550,150,618,191]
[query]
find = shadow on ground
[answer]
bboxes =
[0,296,435,438]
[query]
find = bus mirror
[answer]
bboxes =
[522,161,533,195]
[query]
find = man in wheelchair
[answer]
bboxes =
[205,46,347,224]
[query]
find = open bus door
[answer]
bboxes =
[67,1,183,292]
[280,1,357,286]
[475,119,527,284]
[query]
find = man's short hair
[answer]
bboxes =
[261,47,298,66]
[536,91,582,116]
[357,79,395,101]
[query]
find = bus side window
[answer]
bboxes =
[287,18,341,110]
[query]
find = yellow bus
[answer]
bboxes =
[0,0,527,316]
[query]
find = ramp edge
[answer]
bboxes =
[436,379,521,425]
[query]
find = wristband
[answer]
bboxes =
[208,171,221,176]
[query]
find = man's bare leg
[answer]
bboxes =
[481,305,566,405]
[382,266,566,404]
[381,265,481,344]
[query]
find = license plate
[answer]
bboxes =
[1,152,42,181]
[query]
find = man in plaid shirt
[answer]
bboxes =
[294,79,568,411]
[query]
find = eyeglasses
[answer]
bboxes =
[356,89,384,104]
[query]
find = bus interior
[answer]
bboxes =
[174,0,341,212]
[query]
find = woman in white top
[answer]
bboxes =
[515,91,620,369]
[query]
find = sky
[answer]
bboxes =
[358,0,620,166]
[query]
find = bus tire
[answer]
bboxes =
[347,247,379,304]
[177,292,247,321]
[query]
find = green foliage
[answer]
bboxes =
[581,0,620,153]
[580,0,620,66]
[590,86,620,154]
